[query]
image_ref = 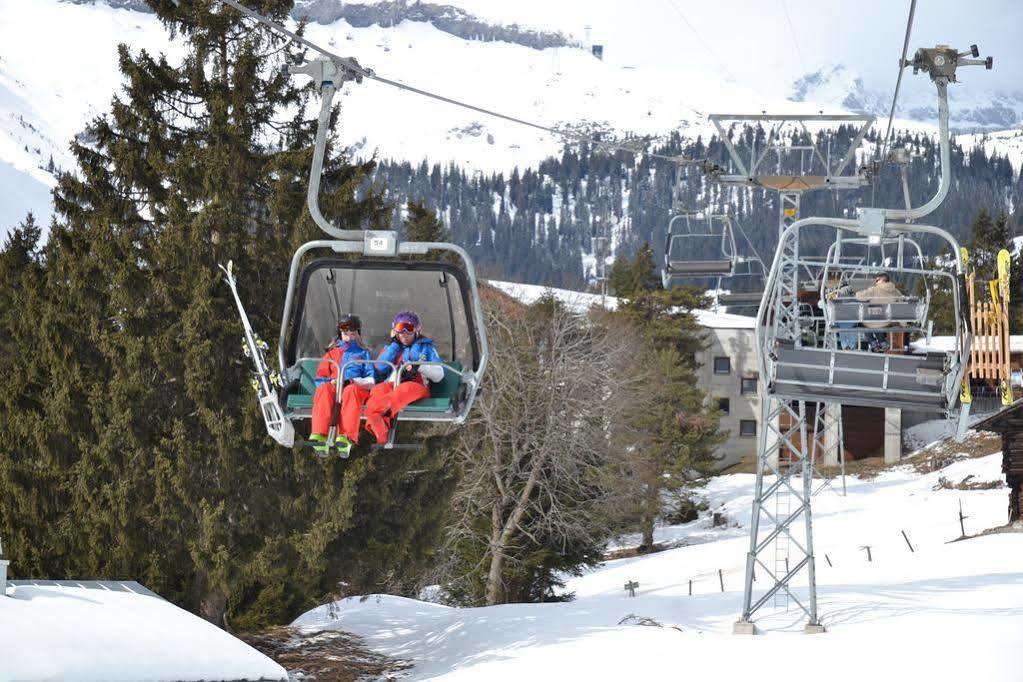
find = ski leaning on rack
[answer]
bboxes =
[220,260,296,447]
[998,248,1012,405]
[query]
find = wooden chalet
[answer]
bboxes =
[973,401,1023,524]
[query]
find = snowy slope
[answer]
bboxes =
[292,446,1023,681]
[0,583,287,681]
[0,0,179,233]
[790,62,1023,131]
[1,0,1020,239]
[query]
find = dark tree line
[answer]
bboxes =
[369,126,1020,287]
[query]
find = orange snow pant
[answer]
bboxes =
[311,382,372,442]
[364,381,430,443]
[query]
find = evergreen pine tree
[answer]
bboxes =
[3,0,441,629]
[609,288,722,550]
[0,213,59,576]
[608,241,660,297]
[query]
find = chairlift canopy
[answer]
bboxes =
[284,259,481,372]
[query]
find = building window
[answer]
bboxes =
[717,397,730,414]
[713,356,731,374]
[739,420,757,438]
[741,375,758,395]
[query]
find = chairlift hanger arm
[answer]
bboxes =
[880,43,993,222]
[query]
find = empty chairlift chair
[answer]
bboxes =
[662,213,737,288]
[716,256,768,309]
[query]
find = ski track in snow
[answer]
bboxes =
[293,449,1023,681]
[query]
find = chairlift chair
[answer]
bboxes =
[278,246,487,431]
[222,57,489,449]
[760,221,970,416]
[715,256,768,309]
[662,212,738,288]
[819,236,931,336]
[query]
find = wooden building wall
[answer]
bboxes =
[999,418,1023,523]
[779,403,884,463]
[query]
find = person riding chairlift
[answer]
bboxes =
[309,313,375,457]
[855,273,904,352]
[363,310,445,445]
[831,273,905,352]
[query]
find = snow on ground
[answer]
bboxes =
[913,334,1023,354]
[293,444,1023,681]
[0,583,287,682]
[487,279,756,328]
[903,418,965,452]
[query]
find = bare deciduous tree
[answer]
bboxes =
[442,293,641,605]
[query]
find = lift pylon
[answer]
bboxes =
[733,42,991,635]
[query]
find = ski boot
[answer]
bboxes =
[333,435,353,459]
[308,433,331,458]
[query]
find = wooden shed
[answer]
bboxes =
[973,401,1023,524]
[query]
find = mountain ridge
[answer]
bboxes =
[789,62,1023,132]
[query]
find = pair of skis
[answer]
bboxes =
[220,261,421,454]
[959,247,1013,419]
[220,261,296,448]
[996,249,1012,406]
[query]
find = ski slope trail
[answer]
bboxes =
[294,445,1023,681]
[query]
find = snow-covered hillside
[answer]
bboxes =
[0,0,179,231]
[487,279,756,329]
[291,444,1023,681]
[3,0,1021,238]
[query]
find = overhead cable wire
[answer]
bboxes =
[877,0,917,174]
[663,0,736,82]
[731,211,765,268]
[779,0,806,74]
[209,0,700,165]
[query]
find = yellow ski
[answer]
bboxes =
[960,248,973,406]
[998,249,1011,405]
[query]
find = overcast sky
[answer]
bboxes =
[453,0,1021,99]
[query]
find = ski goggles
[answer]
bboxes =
[393,321,418,334]
[337,320,361,332]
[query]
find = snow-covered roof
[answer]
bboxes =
[0,582,287,681]
[692,309,757,329]
[912,335,1023,354]
[487,280,756,329]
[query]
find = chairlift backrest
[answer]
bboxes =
[284,259,480,373]
[663,213,737,280]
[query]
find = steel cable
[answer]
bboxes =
[213,0,700,164]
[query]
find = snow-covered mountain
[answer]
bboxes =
[790,64,890,117]
[1,0,1019,237]
[789,63,1023,132]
